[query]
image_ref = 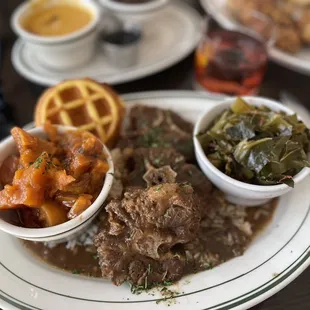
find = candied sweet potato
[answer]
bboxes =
[0,153,50,208]
[0,155,20,186]
[68,194,93,219]
[11,127,57,167]
[38,201,68,227]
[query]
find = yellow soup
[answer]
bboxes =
[22,4,93,36]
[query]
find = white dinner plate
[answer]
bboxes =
[200,0,310,76]
[1,91,310,310]
[11,1,201,87]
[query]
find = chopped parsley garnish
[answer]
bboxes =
[129,278,175,295]
[130,283,145,295]
[153,157,161,166]
[147,264,152,274]
[72,269,81,274]
[139,128,170,148]
[156,286,180,305]
[202,262,214,270]
[32,152,55,171]
[163,280,173,286]
[33,154,44,168]
[155,185,162,191]
[179,183,191,189]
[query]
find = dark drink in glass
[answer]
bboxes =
[195,16,273,96]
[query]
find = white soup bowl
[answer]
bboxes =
[11,0,100,70]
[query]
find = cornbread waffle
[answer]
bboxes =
[35,79,125,146]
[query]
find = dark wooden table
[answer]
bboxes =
[1,1,310,310]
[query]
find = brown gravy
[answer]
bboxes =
[22,200,278,278]
[23,241,101,277]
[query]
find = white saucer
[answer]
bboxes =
[98,0,168,14]
[11,1,202,87]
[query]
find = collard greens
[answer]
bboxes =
[197,98,310,187]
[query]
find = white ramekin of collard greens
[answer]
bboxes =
[194,96,310,207]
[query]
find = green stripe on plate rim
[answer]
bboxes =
[1,246,309,310]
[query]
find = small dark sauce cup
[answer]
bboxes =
[101,25,142,68]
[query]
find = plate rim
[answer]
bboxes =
[1,207,309,310]
[1,90,310,310]
[11,2,202,87]
[199,0,310,76]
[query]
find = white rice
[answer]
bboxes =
[44,223,99,250]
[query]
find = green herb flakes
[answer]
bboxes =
[33,154,44,169]
[202,262,214,270]
[147,264,153,274]
[144,277,148,289]
[163,280,173,286]
[130,284,145,295]
[153,157,161,166]
[72,269,80,274]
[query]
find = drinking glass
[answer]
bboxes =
[194,13,275,96]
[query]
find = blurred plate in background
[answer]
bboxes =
[200,0,310,76]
